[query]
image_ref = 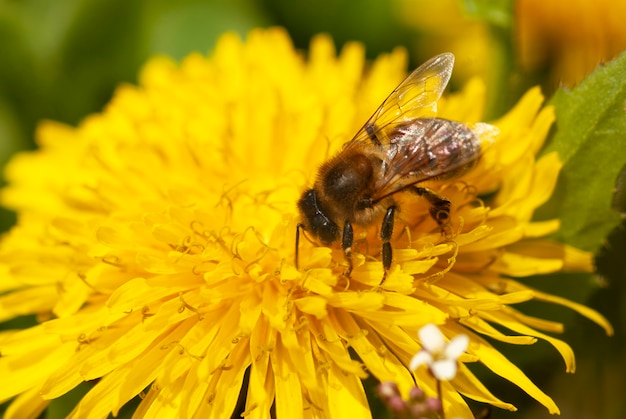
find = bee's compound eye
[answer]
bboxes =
[298,189,341,245]
[436,210,449,222]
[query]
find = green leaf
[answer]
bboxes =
[611,163,626,215]
[536,52,626,252]
[147,0,270,60]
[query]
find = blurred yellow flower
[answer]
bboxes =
[393,0,506,116]
[516,0,626,88]
[0,28,612,418]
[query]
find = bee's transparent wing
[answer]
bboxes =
[369,120,500,203]
[347,52,455,147]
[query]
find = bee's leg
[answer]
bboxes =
[406,186,451,225]
[295,223,304,270]
[342,220,354,277]
[380,206,397,284]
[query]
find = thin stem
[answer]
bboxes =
[437,379,445,419]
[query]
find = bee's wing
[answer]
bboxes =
[347,52,455,147]
[370,120,499,202]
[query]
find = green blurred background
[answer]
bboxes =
[0,0,625,418]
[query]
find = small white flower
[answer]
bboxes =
[410,323,469,380]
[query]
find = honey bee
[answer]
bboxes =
[296,53,495,282]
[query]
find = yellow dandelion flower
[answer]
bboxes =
[0,27,612,419]
[516,0,626,88]
[394,0,500,85]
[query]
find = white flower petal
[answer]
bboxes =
[431,359,458,381]
[444,334,469,360]
[418,323,446,352]
[409,350,433,371]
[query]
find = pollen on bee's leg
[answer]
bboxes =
[406,185,452,229]
[431,201,451,226]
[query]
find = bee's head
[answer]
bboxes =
[297,188,340,245]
